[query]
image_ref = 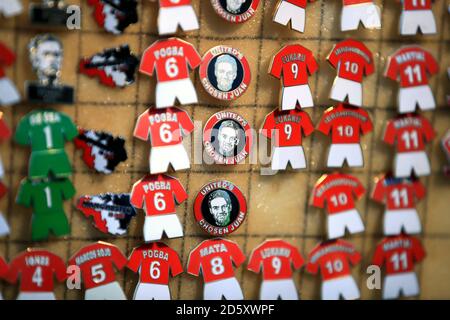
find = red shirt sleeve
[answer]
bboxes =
[385,55,399,81]
[311,183,325,209]
[371,177,386,204]
[140,47,156,76]
[0,257,8,279]
[300,111,315,137]
[179,110,195,136]
[421,116,436,143]
[317,109,333,136]
[0,42,16,67]
[185,42,201,70]
[169,249,183,277]
[371,242,385,267]
[229,242,246,268]
[134,110,151,141]
[290,246,305,270]
[306,250,319,275]
[269,52,282,79]
[425,51,439,76]
[246,249,262,274]
[383,120,396,145]
[111,246,128,271]
[306,50,319,75]
[187,248,201,276]
[52,254,68,282]
[0,118,12,140]
[413,180,426,201]
[412,237,426,263]
[261,112,275,139]
[130,180,144,209]
[360,109,373,135]
[126,247,142,273]
[348,247,361,266]
[7,256,20,284]
[351,176,366,199]
[172,178,188,204]
[327,46,339,69]
[364,54,375,76]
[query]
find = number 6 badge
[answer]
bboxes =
[139,37,201,109]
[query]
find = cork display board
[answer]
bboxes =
[0,0,449,300]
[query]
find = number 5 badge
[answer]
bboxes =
[140,37,201,109]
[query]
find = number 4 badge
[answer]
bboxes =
[140,37,201,109]
[385,46,438,114]
[130,174,187,242]
[269,44,318,110]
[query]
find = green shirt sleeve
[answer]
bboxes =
[61,179,76,200]
[61,114,78,142]
[14,115,30,146]
[16,179,32,207]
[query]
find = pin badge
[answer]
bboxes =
[383,113,435,178]
[0,0,23,18]
[29,0,71,26]
[442,129,450,177]
[399,0,437,35]
[311,173,365,239]
[210,0,260,23]
[371,172,425,235]
[194,180,247,236]
[156,0,199,35]
[0,42,21,107]
[327,39,374,107]
[187,238,245,300]
[26,34,74,104]
[127,242,183,300]
[306,239,361,300]
[75,128,128,174]
[77,193,137,236]
[79,45,139,88]
[317,103,373,168]
[385,46,438,114]
[269,44,318,110]
[272,0,313,33]
[203,110,252,165]
[9,248,67,300]
[14,109,78,179]
[140,37,201,108]
[69,241,127,300]
[16,177,75,241]
[261,108,314,171]
[372,234,425,299]
[339,0,381,31]
[247,239,304,300]
[87,0,138,35]
[130,174,188,242]
[200,45,251,101]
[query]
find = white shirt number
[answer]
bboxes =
[154,192,166,211]
[91,264,106,284]
[165,57,179,78]
[210,257,225,275]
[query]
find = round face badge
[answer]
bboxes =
[203,110,253,165]
[194,180,247,236]
[199,45,251,101]
[210,0,260,23]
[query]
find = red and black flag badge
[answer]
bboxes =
[77,193,137,236]
[75,128,128,174]
[87,0,138,34]
[79,45,139,88]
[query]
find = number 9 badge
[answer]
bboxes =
[139,37,201,109]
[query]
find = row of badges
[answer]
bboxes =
[0,36,441,114]
[0,235,426,300]
[0,0,440,36]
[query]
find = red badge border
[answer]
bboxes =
[210,0,260,23]
[193,180,247,236]
[199,45,251,101]
[203,110,253,165]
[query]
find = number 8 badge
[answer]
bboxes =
[139,37,201,109]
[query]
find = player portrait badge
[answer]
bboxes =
[194,180,247,236]
[199,45,251,101]
[77,193,137,236]
[203,110,253,165]
[210,0,260,23]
